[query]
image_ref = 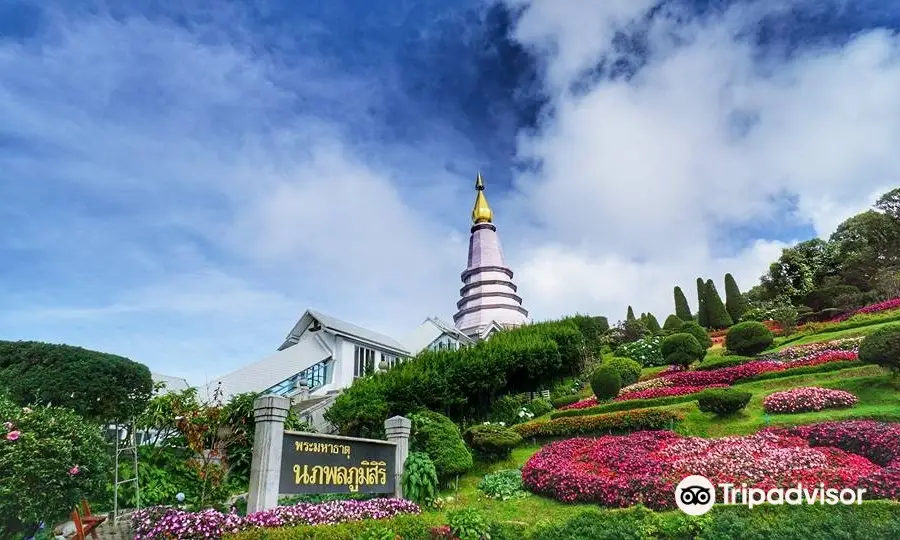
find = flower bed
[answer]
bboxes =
[663,350,857,387]
[513,408,681,439]
[763,387,859,414]
[759,338,863,361]
[522,421,900,509]
[836,297,900,322]
[132,499,420,539]
[614,384,727,402]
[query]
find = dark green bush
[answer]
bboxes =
[551,395,581,409]
[724,273,748,323]
[803,285,860,312]
[859,326,900,374]
[448,508,491,540]
[697,388,751,416]
[644,313,662,333]
[0,340,153,423]
[409,410,472,481]
[662,314,684,332]
[725,321,774,355]
[660,333,705,367]
[674,286,693,321]
[604,357,642,386]
[463,424,523,462]
[696,355,753,371]
[590,365,621,401]
[527,398,553,418]
[488,394,530,425]
[678,321,713,349]
[705,279,734,329]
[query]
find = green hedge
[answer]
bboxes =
[325,320,588,436]
[696,355,753,371]
[551,395,581,409]
[224,514,438,540]
[551,393,702,419]
[513,408,681,439]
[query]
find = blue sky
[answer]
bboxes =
[3,0,900,384]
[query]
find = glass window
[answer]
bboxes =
[355,345,376,378]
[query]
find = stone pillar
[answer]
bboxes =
[384,416,412,499]
[247,395,290,513]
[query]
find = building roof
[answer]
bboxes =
[400,316,476,355]
[280,309,410,355]
[151,372,191,394]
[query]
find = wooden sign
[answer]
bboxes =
[278,431,397,495]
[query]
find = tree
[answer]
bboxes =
[724,273,748,322]
[831,210,900,290]
[674,286,692,321]
[875,187,900,220]
[705,280,734,329]
[0,341,153,423]
[696,278,709,327]
[644,313,661,333]
[626,306,636,321]
[663,314,684,332]
[759,239,840,302]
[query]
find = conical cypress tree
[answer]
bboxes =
[627,306,636,321]
[663,314,684,332]
[674,286,692,321]
[724,273,748,323]
[696,278,709,327]
[705,279,734,329]
[645,313,661,333]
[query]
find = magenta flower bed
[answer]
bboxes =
[132,498,420,539]
[663,350,857,387]
[521,421,900,509]
[763,387,859,414]
[759,338,862,361]
[836,297,900,321]
[558,396,599,410]
[614,384,727,402]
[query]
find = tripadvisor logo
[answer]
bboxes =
[674,475,866,516]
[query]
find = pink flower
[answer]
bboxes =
[6,430,20,441]
[69,465,80,475]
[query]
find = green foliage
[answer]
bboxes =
[644,313,662,334]
[326,319,589,436]
[770,303,799,335]
[226,515,436,540]
[448,508,491,540]
[590,365,621,401]
[697,277,709,327]
[725,321,774,356]
[614,336,664,366]
[551,393,703,419]
[697,388,752,416]
[564,315,609,357]
[705,279,734,329]
[606,319,649,349]
[696,355,753,371]
[354,526,396,540]
[859,326,900,374]
[674,286,693,321]
[463,424,523,462]
[477,469,528,500]
[514,408,682,439]
[400,452,438,504]
[0,340,153,423]
[603,357,642,386]
[528,398,553,418]
[409,410,472,481]
[550,395,581,409]
[678,321,713,349]
[626,305,636,321]
[487,394,530,426]
[0,394,109,537]
[723,273,748,323]
[662,314,684,332]
[803,284,860,312]
[660,333,705,367]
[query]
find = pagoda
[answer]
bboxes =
[453,172,529,339]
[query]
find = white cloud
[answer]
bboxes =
[502,0,900,322]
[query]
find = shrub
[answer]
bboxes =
[551,395,581,409]
[447,508,490,540]
[859,326,900,374]
[604,357,642,386]
[644,313,662,334]
[409,411,472,481]
[527,398,553,418]
[705,279,734,329]
[724,273,748,323]
[660,333,705,367]
[614,336,664,366]
[674,286,693,321]
[0,395,110,537]
[0,340,153,423]
[697,277,709,327]
[696,388,751,416]
[678,321,713,349]
[512,408,682,439]
[763,387,859,414]
[804,285,861,312]
[477,469,528,500]
[463,424,523,462]
[401,452,438,504]
[695,355,753,371]
[725,321,774,355]
[488,394,529,426]
[662,314,684,332]
[590,365,621,401]
[551,393,704,419]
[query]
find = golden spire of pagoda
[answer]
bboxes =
[471,171,493,224]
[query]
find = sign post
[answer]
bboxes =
[246,395,411,512]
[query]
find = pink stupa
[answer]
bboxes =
[453,172,529,338]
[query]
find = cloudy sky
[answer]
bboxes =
[2,0,900,384]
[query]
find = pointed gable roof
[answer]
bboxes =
[279,309,410,356]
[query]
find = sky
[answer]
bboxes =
[3,0,900,385]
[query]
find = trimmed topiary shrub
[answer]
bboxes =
[662,314,684,332]
[674,286,693,321]
[644,313,661,334]
[660,333,705,367]
[696,277,709,327]
[859,326,900,374]
[463,424,523,462]
[725,321,774,356]
[604,357,642,386]
[678,321,712,349]
[551,395,581,409]
[697,388,752,416]
[590,365,621,401]
[409,411,472,481]
[705,279,734,329]
[724,273,748,323]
